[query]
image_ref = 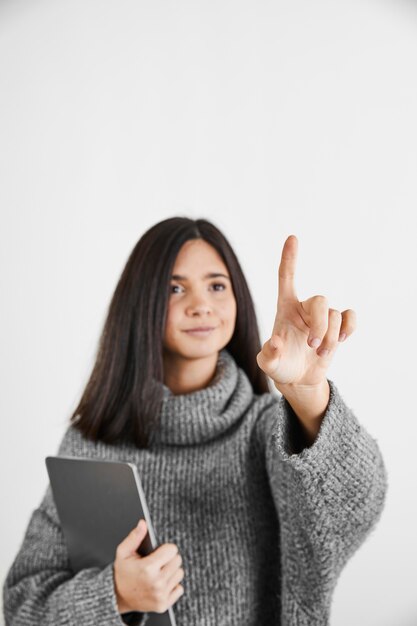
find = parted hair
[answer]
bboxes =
[70,216,270,448]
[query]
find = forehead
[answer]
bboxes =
[172,239,227,272]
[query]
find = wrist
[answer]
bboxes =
[275,378,330,446]
[115,589,130,615]
[113,567,131,614]
[274,377,329,397]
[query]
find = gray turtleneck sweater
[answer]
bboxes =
[3,349,387,625]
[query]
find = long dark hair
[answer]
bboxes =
[70,217,271,448]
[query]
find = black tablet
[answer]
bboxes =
[45,456,177,626]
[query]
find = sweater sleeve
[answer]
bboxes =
[2,428,148,626]
[255,378,388,623]
[2,483,126,626]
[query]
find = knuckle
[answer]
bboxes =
[343,309,357,325]
[329,308,342,319]
[168,543,179,556]
[144,562,156,579]
[330,317,342,330]
[350,314,357,326]
[172,543,179,557]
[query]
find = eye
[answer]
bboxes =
[169,282,227,294]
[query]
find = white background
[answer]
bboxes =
[1,0,416,624]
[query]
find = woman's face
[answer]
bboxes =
[163,239,237,360]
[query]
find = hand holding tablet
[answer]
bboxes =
[45,456,181,626]
[114,518,184,614]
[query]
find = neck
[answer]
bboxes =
[162,351,219,395]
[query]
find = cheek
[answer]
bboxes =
[220,298,237,322]
[165,302,185,334]
[164,305,177,334]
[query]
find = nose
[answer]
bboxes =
[186,295,212,316]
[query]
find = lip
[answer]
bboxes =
[184,327,216,332]
[183,327,216,336]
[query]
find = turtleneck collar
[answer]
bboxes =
[151,348,254,446]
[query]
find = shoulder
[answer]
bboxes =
[56,424,95,457]
[55,423,132,461]
[56,424,114,459]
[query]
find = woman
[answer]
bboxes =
[3,217,387,625]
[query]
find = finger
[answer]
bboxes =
[160,553,183,581]
[278,235,298,302]
[167,584,185,609]
[338,309,357,342]
[256,335,284,370]
[267,334,284,355]
[116,519,148,560]
[303,295,329,348]
[316,309,342,357]
[165,564,185,591]
[147,543,180,570]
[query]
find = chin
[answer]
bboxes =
[166,342,222,360]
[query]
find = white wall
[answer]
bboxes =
[1,0,416,624]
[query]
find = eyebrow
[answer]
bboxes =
[171,272,231,281]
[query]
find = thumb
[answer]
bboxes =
[256,335,283,371]
[266,334,284,358]
[117,519,148,560]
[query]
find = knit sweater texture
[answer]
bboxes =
[3,348,387,625]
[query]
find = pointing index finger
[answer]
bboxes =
[278,235,298,301]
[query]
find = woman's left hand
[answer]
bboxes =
[256,235,356,390]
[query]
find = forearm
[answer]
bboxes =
[3,498,124,626]
[4,561,123,626]
[266,378,388,606]
[274,378,330,447]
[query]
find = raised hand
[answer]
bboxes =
[256,235,356,390]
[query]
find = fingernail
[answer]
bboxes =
[339,333,346,342]
[310,337,321,348]
[317,348,329,357]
